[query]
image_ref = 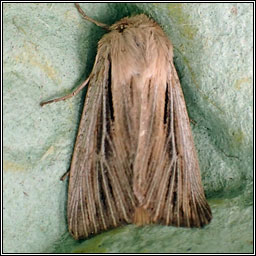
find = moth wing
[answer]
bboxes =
[67,53,136,240]
[137,62,212,227]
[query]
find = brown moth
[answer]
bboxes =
[41,3,212,240]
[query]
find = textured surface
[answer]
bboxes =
[3,3,253,253]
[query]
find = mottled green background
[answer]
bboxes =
[3,3,253,253]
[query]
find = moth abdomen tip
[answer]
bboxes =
[133,207,151,226]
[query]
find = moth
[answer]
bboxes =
[41,4,212,240]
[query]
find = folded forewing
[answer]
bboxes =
[67,54,136,240]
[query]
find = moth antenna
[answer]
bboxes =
[75,3,110,30]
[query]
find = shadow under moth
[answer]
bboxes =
[41,3,212,240]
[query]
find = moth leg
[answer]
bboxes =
[74,3,110,30]
[60,170,70,181]
[189,118,197,125]
[40,76,90,106]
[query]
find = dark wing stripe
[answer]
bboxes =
[79,185,88,236]
[153,156,177,221]
[85,166,97,233]
[165,160,177,225]
[102,159,130,222]
[94,161,108,231]
[100,160,117,226]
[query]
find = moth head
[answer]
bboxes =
[115,22,129,33]
[110,14,154,32]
